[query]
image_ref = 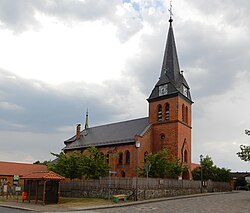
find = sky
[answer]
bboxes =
[0,0,250,172]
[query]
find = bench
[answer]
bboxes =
[113,194,127,203]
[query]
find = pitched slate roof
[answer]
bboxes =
[63,117,150,151]
[0,161,48,176]
[148,18,192,103]
[21,171,65,180]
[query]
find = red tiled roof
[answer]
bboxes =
[191,163,200,171]
[21,171,65,180]
[0,161,48,176]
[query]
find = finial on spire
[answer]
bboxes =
[168,0,173,22]
[84,109,89,129]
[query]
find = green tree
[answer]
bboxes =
[237,145,250,162]
[81,146,110,179]
[140,148,183,179]
[192,155,231,182]
[33,160,53,165]
[49,147,110,179]
[49,152,83,179]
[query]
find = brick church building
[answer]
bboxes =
[63,16,193,179]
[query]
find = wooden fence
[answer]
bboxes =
[61,177,230,192]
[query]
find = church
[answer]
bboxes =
[63,15,193,179]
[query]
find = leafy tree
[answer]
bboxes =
[81,146,110,179]
[33,160,53,165]
[237,145,250,162]
[192,155,231,182]
[49,147,110,179]
[49,152,83,179]
[140,148,183,179]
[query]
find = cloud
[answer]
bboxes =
[0,68,146,133]
[0,0,250,171]
[0,0,144,42]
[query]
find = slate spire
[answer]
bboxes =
[160,18,180,82]
[148,12,192,103]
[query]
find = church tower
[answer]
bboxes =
[147,15,193,179]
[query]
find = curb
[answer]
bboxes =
[0,203,35,211]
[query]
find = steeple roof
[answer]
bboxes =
[161,18,180,82]
[148,18,192,103]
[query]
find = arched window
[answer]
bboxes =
[160,134,165,140]
[118,152,123,165]
[158,105,162,121]
[144,151,148,162]
[100,152,104,162]
[106,153,109,164]
[182,104,185,122]
[125,150,130,164]
[181,139,188,163]
[165,103,170,121]
[184,150,188,163]
[185,106,188,124]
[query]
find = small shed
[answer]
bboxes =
[21,171,65,205]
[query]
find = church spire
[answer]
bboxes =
[160,2,180,82]
[148,2,192,103]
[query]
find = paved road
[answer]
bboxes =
[89,191,250,213]
[0,206,27,213]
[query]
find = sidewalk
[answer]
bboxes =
[0,192,235,212]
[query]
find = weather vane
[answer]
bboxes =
[168,0,173,19]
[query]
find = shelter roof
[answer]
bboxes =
[21,171,65,180]
[0,161,48,176]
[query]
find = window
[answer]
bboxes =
[158,105,162,121]
[185,106,188,124]
[144,151,148,162]
[125,150,130,164]
[182,104,185,122]
[184,150,188,163]
[106,154,109,164]
[165,103,170,121]
[118,152,123,165]
[160,134,165,140]
[100,152,105,162]
[181,139,188,163]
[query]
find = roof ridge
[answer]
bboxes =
[81,116,148,131]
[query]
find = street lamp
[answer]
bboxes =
[200,154,203,193]
[245,129,250,136]
[135,141,141,201]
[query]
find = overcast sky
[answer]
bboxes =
[0,0,250,171]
